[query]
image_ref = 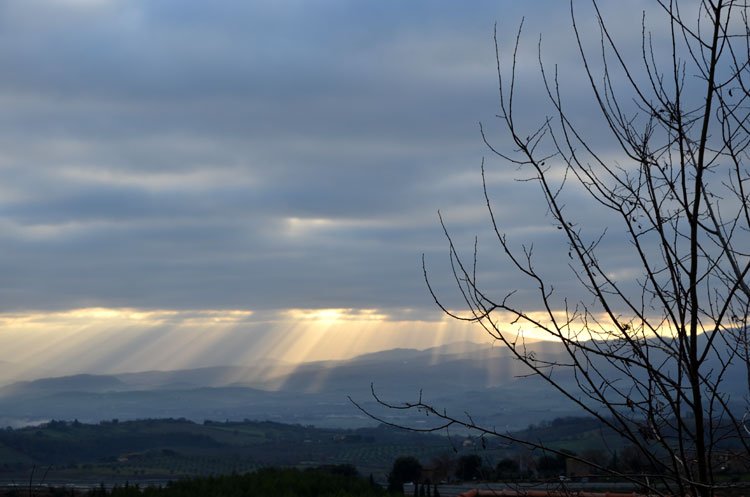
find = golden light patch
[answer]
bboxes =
[178,310,254,325]
[0,307,179,330]
[0,305,500,386]
[259,309,490,366]
[65,307,176,321]
[285,308,387,323]
[283,217,336,237]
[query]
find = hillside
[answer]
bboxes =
[0,416,621,485]
[0,418,448,483]
[0,342,581,430]
[0,340,744,431]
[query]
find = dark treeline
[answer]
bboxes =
[85,467,385,497]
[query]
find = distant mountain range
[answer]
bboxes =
[0,340,744,431]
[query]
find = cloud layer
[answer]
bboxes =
[0,0,668,330]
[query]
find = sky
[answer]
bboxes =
[0,0,669,377]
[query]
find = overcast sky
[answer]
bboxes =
[0,0,668,374]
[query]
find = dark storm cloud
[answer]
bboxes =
[0,0,665,315]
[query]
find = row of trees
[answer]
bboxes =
[388,447,709,490]
[387,455,482,492]
[83,467,385,497]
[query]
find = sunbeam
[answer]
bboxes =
[0,306,499,386]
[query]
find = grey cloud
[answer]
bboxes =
[0,0,670,317]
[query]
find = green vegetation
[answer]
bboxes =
[2,415,732,488]
[387,456,422,492]
[86,467,387,497]
[454,455,482,481]
[0,418,449,482]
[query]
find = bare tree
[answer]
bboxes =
[353,2,750,497]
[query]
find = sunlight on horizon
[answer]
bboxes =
[0,305,673,381]
[0,306,501,384]
[0,304,681,391]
